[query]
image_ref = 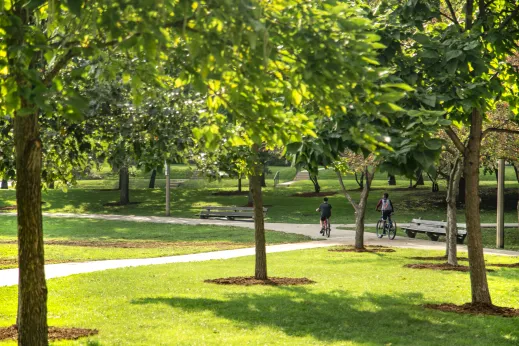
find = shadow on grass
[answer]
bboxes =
[131,289,517,345]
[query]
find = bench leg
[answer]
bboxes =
[404,230,417,238]
[426,233,440,241]
[456,234,467,244]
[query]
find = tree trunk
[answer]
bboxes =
[119,167,130,205]
[387,175,396,186]
[446,158,462,266]
[413,169,424,187]
[309,175,321,193]
[1,179,8,189]
[464,110,492,305]
[247,179,253,207]
[458,176,466,204]
[148,169,157,188]
[512,162,519,183]
[260,173,266,187]
[250,170,267,280]
[118,169,122,190]
[337,168,375,250]
[238,177,242,192]
[14,110,48,345]
[354,172,364,189]
[354,174,373,249]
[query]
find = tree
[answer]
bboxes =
[187,1,409,280]
[380,0,519,305]
[335,152,377,249]
[1,0,187,343]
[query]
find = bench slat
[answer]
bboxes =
[404,224,467,235]
[411,219,466,229]
[201,206,268,212]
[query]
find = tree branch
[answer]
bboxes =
[498,5,519,32]
[42,50,75,85]
[482,127,519,139]
[335,169,359,210]
[445,0,462,30]
[466,0,474,30]
[445,127,465,153]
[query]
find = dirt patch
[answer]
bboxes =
[0,239,245,249]
[489,262,519,268]
[404,263,495,272]
[424,303,519,317]
[103,201,142,207]
[0,325,98,341]
[329,245,396,253]
[212,191,249,196]
[407,256,469,261]
[291,191,338,197]
[205,276,315,286]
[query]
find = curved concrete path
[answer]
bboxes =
[0,212,517,288]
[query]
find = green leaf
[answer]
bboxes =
[381,83,414,92]
[445,50,463,62]
[419,94,436,107]
[292,89,302,107]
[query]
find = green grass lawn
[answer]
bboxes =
[0,218,309,269]
[1,247,518,345]
[1,166,518,225]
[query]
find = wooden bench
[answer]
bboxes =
[169,179,187,188]
[403,219,467,244]
[199,206,268,220]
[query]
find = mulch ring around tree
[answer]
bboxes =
[424,303,519,317]
[404,263,495,272]
[290,191,338,197]
[204,276,315,286]
[212,191,249,196]
[407,256,469,261]
[329,245,396,253]
[102,201,142,207]
[0,325,98,341]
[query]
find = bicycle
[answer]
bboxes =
[376,215,397,240]
[320,218,331,238]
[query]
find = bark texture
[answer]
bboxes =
[309,175,321,193]
[14,110,48,346]
[119,167,130,205]
[446,158,462,266]
[250,171,267,280]
[337,168,375,249]
[464,110,492,304]
[148,169,157,188]
[247,179,253,207]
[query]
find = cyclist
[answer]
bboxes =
[376,192,394,229]
[316,197,332,235]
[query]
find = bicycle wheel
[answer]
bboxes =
[326,220,331,238]
[376,220,384,238]
[388,221,397,240]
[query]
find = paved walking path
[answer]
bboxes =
[1,212,517,288]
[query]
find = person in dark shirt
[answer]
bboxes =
[376,192,394,227]
[316,197,332,233]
